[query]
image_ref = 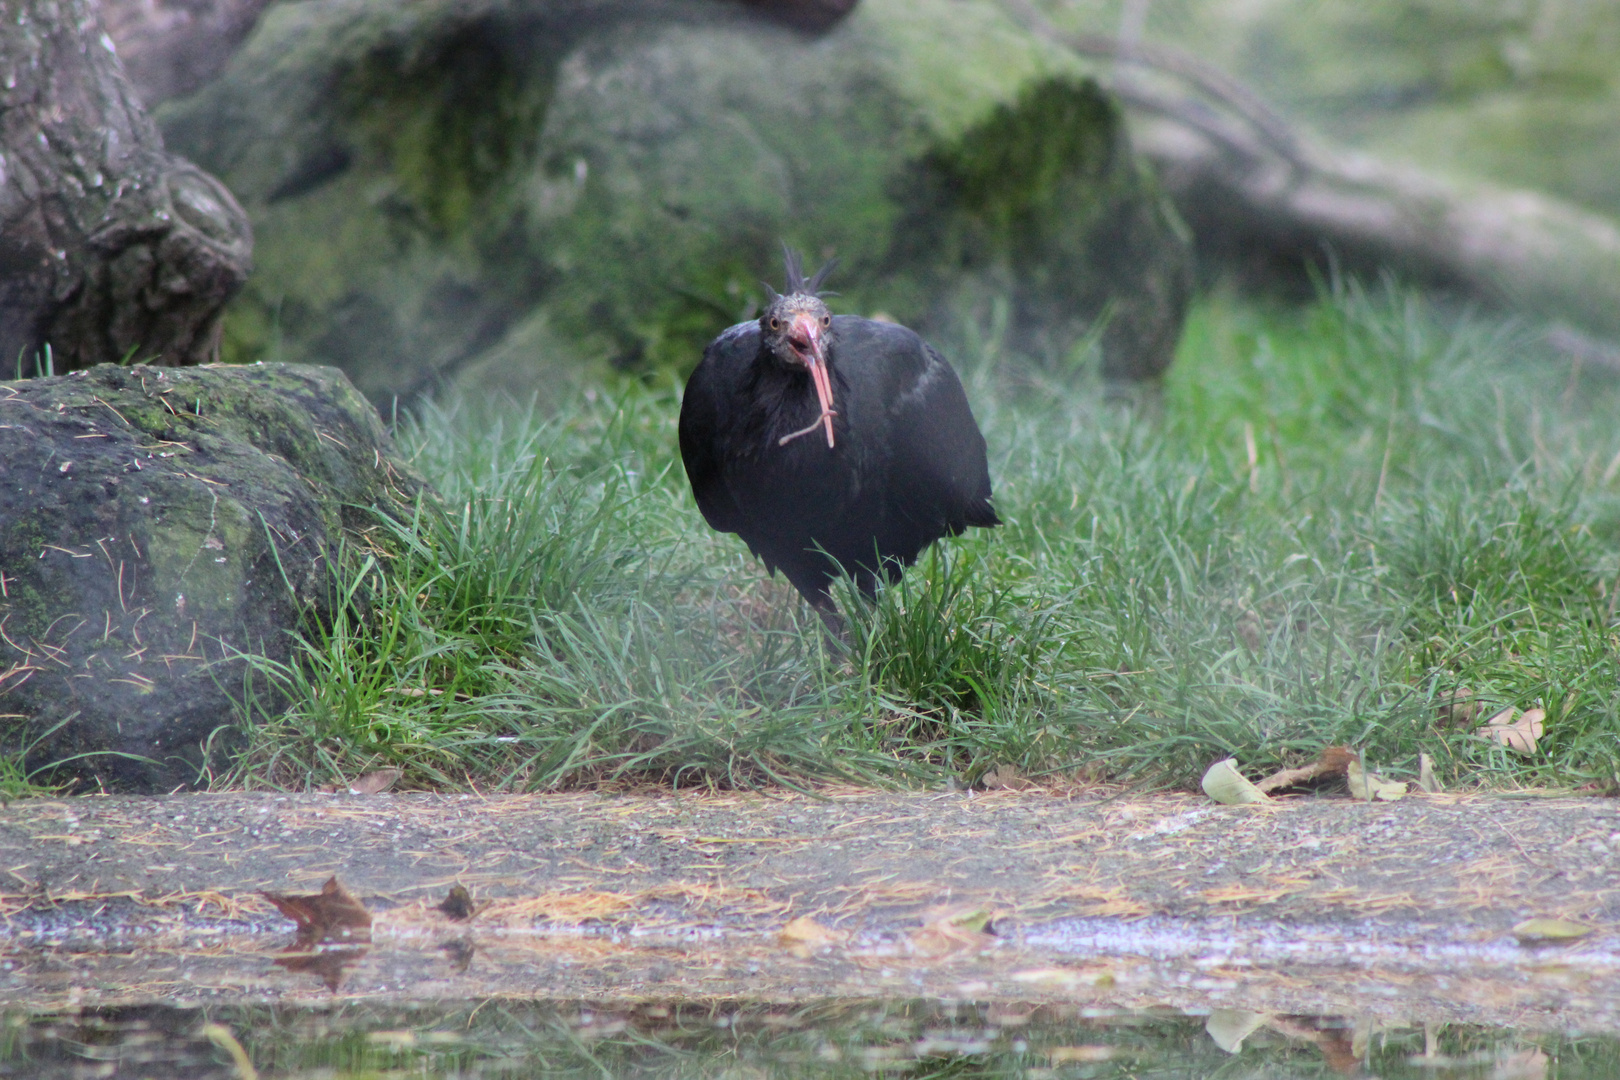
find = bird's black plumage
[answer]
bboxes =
[679,252,998,627]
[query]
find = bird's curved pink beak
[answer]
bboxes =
[778,312,836,449]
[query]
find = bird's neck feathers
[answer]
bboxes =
[739,343,844,449]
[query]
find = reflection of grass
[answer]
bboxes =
[6,1000,1618,1078]
[222,279,1620,793]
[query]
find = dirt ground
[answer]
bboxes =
[3,785,1620,1029]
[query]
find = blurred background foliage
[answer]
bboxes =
[1056,0,1620,217]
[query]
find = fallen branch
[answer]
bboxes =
[1003,0,1620,343]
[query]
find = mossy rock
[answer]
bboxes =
[0,363,422,792]
[160,0,1192,398]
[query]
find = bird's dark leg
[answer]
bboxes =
[809,593,849,650]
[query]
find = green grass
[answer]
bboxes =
[225,278,1620,794]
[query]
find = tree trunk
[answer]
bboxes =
[0,0,253,375]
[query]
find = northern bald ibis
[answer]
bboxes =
[678,248,999,633]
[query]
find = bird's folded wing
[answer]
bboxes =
[678,350,743,534]
[886,344,998,532]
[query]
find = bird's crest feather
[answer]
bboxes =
[781,243,837,298]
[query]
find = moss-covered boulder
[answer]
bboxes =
[0,363,420,792]
[158,0,1192,397]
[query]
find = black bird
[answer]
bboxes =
[678,248,999,633]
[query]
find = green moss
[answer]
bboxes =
[890,76,1191,376]
[913,76,1122,258]
[343,18,554,236]
[0,522,66,641]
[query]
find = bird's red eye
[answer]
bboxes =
[821,315,831,328]
[769,318,779,330]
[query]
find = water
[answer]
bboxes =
[6,897,1619,1078]
[4,998,1615,1078]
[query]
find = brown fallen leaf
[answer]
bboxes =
[778,915,847,958]
[437,885,482,921]
[908,905,995,958]
[1048,1046,1115,1064]
[1255,746,1356,793]
[1479,707,1545,755]
[347,767,402,795]
[262,876,372,942]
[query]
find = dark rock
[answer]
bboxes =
[0,363,421,792]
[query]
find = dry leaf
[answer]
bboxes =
[1512,917,1593,944]
[1480,707,1544,755]
[1256,746,1355,793]
[1417,753,1440,793]
[347,767,401,794]
[1048,1046,1116,1064]
[778,916,847,958]
[262,876,372,942]
[1347,759,1407,801]
[1205,1010,1269,1053]
[1010,967,1114,989]
[1236,612,1264,651]
[1438,687,1480,728]
[908,905,995,958]
[1492,1048,1550,1080]
[1315,1029,1360,1075]
[980,764,1037,791]
[437,885,479,921]
[1202,759,1269,805]
[201,1024,258,1080]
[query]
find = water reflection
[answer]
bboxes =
[270,941,370,992]
[0,999,1610,1079]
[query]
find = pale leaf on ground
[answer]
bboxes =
[1202,759,1269,805]
[1479,707,1545,755]
[981,765,1038,791]
[348,768,402,794]
[1512,917,1593,944]
[1347,759,1407,801]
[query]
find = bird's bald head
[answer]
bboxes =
[760,293,832,371]
[761,291,837,449]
